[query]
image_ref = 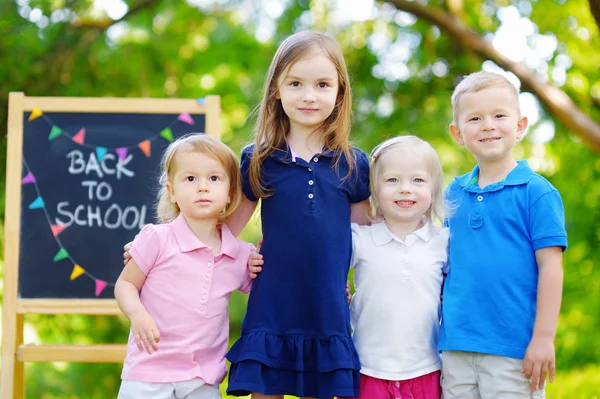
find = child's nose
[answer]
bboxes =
[302,89,316,102]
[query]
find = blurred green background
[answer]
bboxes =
[0,0,599,397]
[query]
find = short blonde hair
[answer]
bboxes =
[370,135,445,225]
[156,134,242,224]
[451,71,520,123]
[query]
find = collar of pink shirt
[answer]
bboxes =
[170,213,241,259]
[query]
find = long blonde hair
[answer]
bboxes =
[370,135,445,225]
[156,134,242,224]
[249,31,355,198]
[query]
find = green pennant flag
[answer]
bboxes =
[160,127,174,142]
[48,126,63,140]
[53,248,69,262]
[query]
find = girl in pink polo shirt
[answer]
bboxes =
[349,136,449,399]
[115,134,254,399]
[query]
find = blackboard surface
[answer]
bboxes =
[19,112,203,299]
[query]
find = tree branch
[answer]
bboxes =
[590,0,600,33]
[387,0,600,153]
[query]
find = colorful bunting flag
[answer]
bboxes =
[96,147,108,161]
[95,280,107,296]
[160,128,174,142]
[28,197,45,209]
[50,224,66,237]
[48,126,63,140]
[53,248,69,262]
[70,265,85,280]
[196,98,206,105]
[28,108,43,121]
[178,112,194,125]
[116,147,128,161]
[73,128,85,145]
[139,140,151,157]
[22,172,36,184]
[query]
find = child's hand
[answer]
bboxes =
[346,280,351,303]
[248,252,264,279]
[129,308,160,354]
[123,242,133,265]
[522,336,555,392]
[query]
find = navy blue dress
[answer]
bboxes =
[226,143,370,398]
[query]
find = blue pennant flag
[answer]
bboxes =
[28,197,45,209]
[96,147,108,161]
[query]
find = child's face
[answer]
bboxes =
[450,87,528,165]
[275,49,339,135]
[167,150,231,222]
[376,148,432,227]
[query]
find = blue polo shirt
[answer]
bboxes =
[439,160,567,359]
[227,143,370,374]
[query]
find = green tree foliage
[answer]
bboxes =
[0,0,598,397]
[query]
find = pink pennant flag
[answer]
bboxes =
[51,224,66,237]
[116,147,128,161]
[22,172,36,184]
[95,280,108,296]
[72,128,85,145]
[178,112,195,125]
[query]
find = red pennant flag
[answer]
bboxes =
[51,224,66,236]
[72,128,85,145]
[95,280,108,296]
[138,140,151,157]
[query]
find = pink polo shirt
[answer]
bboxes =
[121,214,253,384]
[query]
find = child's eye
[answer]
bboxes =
[290,81,300,87]
[495,114,506,118]
[469,116,480,122]
[186,176,195,182]
[386,178,398,183]
[209,175,220,182]
[318,82,329,88]
[414,178,425,183]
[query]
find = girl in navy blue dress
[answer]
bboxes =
[225,31,371,399]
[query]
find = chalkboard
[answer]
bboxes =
[6,96,221,300]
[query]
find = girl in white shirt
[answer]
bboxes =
[350,135,448,399]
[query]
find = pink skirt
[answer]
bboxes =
[348,370,441,399]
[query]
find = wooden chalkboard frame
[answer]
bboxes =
[1,92,221,398]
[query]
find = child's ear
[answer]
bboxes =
[516,116,528,140]
[449,123,464,146]
[274,89,280,100]
[166,182,176,203]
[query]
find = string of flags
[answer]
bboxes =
[28,106,200,160]
[24,106,201,296]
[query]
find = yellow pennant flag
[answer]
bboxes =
[70,264,85,280]
[28,108,43,121]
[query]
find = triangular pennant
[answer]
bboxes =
[28,108,43,121]
[116,147,128,161]
[22,172,36,184]
[28,197,45,209]
[48,126,63,140]
[160,127,174,142]
[196,98,206,105]
[73,128,85,145]
[70,264,85,280]
[50,224,66,237]
[178,112,194,125]
[95,280,107,296]
[96,147,108,161]
[138,140,151,157]
[53,248,69,262]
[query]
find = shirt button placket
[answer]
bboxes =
[200,262,213,313]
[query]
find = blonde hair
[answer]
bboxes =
[369,135,445,225]
[451,71,520,123]
[249,30,355,198]
[156,134,242,224]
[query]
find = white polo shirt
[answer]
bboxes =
[350,221,449,381]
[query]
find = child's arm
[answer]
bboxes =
[115,259,160,354]
[522,246,563,392]
[350,200,371,225]
[227,195,259,237]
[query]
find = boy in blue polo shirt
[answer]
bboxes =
[439,71,567,399]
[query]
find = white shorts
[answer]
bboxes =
[441,351,545,399]
[117,378,221,399]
